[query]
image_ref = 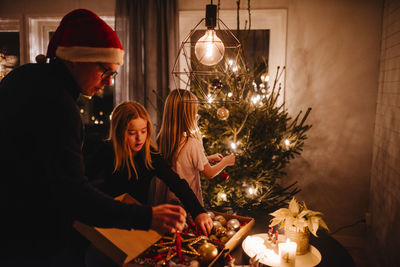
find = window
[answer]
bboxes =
[0,18,21,81]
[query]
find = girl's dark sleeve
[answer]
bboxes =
[153,153,206,218]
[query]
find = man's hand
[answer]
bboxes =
[151,204,187,234]
[195,212,214,236]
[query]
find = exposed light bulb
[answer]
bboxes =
[195,29,225,66]
[227,92,233,97]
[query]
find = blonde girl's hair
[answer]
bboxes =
[157,89,202,165]
[108,101,156,179]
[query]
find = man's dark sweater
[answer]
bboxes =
[0,59,152,265]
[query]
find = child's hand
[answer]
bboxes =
[222,153,235,166]
[195,212,214,236]
[208,153,223,163]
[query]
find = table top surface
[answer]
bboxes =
[217,214,355,267]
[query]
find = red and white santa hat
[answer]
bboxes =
[47,9,124,65]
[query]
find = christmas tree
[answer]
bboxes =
[171,4,311,214]
[195,66,311,213]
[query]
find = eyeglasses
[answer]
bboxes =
[97,63,118,79]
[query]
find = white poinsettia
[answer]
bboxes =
[269,197,329,237]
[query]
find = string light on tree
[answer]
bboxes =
[251,94,261,105]
[207,94,214,103]
[247,186,257,196]
[284,139,291,148]
[230,142,237,150]
[261,74,269,83]
[219,192,227,201]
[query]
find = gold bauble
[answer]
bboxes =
[217,107,229,120]
[215,225,226,237]
[215,215,227,226]
[226,230,236,238]
[212,220,222,229]
[227,218,241,231]
[209,234,218,242]
[198,242,218,262]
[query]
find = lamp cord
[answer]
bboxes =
[329,219,366,236]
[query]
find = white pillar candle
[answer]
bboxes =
[278,238,297,267]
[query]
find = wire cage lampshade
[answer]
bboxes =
[172,4,248,104]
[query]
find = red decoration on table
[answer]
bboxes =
[268,227,273,241]
[176,232,183,263]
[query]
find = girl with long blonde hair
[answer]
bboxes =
[155,89,235,206]
[87,101,213,235]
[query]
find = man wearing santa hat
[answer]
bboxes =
[0,9,188,266]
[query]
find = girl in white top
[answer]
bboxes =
[154,89,235,206]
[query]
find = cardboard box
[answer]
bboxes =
[74,193,254,266]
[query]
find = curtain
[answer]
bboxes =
[115,0,179,129]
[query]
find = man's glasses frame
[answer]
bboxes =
[97,63,118,79]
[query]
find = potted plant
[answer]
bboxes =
[269,197,329,255]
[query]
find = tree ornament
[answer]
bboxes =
[153,234,206,262]
[226,230,236,238]
[215,225,226,236]
[197,242,218,262]
[213,220,222,228]
[226,218,240,231]
[215,215,227,226]
[217,107,229,120]
[221,171,229,180]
